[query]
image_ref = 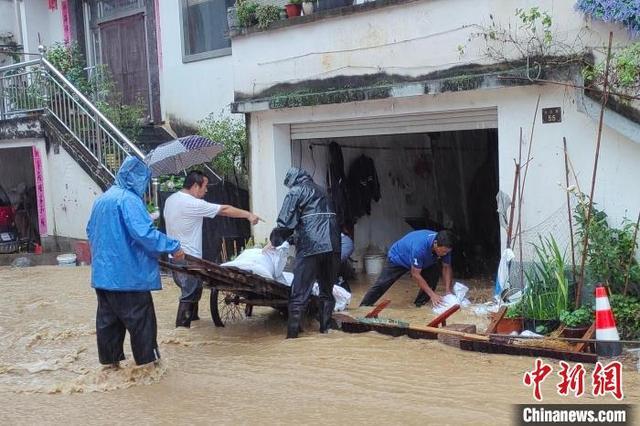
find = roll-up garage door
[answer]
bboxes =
[290,107,498,140]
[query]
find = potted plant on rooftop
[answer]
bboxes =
[285,0,302,18]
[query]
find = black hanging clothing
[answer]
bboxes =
[347,155,381,220]
[326,141,350,227]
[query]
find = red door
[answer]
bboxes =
[99,13,150,119]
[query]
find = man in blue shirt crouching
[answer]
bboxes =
[359,229,454,308]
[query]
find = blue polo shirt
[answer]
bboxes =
[387,230,451,270]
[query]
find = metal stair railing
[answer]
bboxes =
[0,58,158,203]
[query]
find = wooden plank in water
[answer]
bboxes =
[459,339,598,363]
[484,306,507,335]
[427,304,460,327]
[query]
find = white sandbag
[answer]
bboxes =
[283,272,351,312]
[222,248,274,279]
[222,242,290,280]
[332,285,351,311]
[432,293,460,315]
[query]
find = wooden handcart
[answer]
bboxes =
[160,255,290,327]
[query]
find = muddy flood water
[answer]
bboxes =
[0,266,637,425]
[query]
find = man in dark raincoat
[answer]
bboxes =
[270,167,340,338]
[87,156,184,367]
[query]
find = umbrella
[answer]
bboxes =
[144,135,223,178]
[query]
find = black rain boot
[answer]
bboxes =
[319,301,335,333]
[287,310,302,339]
[175,301,193,328]
[192,302,200,321]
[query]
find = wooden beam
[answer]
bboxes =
[427,304,460,327]
[574,323,596,353]
[484,306,507,335]
[365,300,391,318]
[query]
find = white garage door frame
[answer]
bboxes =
[290,107,498,140]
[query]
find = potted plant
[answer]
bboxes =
[559,306,593,338]
[521,236,569,335]
[495,303,524,334]
[236,0,259,27]
[285,0,302,18]
[255,5,281,29]
[302,0,314,15]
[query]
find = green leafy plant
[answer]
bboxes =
[198,113,248,188]
[582,41,640,103]
[505,303,524,319]
[255,5,281,29]
[159,175,186,192]
[573,192,640,295]
[522,236,570,320]
[609,294,640,340]
[289,0,302,3]
[236,0,259,27]
[559,306,593,327]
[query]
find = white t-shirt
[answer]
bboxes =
[163,191,221,258]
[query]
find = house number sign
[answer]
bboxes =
[542,107,562,123]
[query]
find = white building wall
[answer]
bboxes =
[231,0,633,98]
[46,145,102,240]
[248,84,640,255]
[19,1,64,54]
[157,0,236,127]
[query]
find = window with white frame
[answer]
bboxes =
[181,0,234,62]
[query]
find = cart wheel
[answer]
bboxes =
[210,289,247,327]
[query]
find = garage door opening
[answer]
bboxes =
[291,129,500,280]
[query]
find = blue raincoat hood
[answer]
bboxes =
[115,156,151,198]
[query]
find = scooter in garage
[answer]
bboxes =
[0,184,19,254]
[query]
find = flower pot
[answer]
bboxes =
[302,1,314,15]
[523,319,560,335]
[495,317,523,334]
[561,324,591,338]
[285,3,302,18]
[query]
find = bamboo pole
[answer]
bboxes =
[563,137,577,282]
[623,210,640,295]
[506,161,521,248]
[577,32,614,307]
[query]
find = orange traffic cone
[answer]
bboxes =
[595,285,622,357]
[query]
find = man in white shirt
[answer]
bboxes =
[164,170,261,328]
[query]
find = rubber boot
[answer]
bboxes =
[319,301,335,333]
[287,310,302,339]
[175,301,193,328]
[192,302,200,321]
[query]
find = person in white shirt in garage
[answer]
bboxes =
[163,170,261,328]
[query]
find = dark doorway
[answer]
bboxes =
[0,147,40,249]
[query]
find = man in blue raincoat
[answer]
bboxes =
[87,156,184,367]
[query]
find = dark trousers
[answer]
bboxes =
[171,259,204,303]
[95,289,160,366]
[290,252,339,314]
[359,260,442,306]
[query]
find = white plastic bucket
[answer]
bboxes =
[56,253,77,267]
[363,254,385,275]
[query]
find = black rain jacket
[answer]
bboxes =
[271,168,340,257]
